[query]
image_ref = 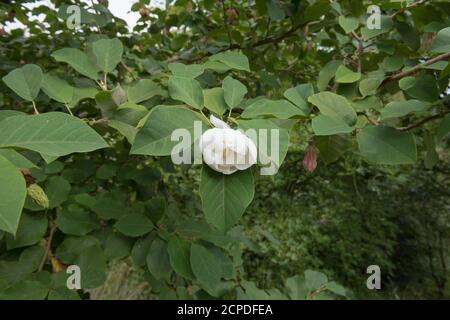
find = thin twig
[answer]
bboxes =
[381,52,450,86]
[397,110,450,131]
[220,0,233,49]
[38,224,57,272]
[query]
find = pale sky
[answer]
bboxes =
[3,0,165,31]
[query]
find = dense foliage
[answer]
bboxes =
[0,0,449,299]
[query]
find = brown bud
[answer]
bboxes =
[139,6,150,18]
[303,145,318,172]
[226,7,237,25]
[20,168,36,187]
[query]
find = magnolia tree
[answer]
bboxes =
[0,0,449,300]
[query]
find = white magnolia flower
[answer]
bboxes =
[199,115,257,175]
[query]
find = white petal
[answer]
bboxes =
[210,114,230,129]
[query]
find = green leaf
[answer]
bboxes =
[222,76,247,109]
[314,135,350,164]
[51,48,98,80]
[0,155,27,234]
[131,235,154,267]
[308,92,357,126]
[168,76,204,109]
[190,243,223,293]
[168,237,195,279]
[68,87,98,108]
[131,105,206,156]
[46,176,71,209]
[317,60,341,91]
[437,114,450,141]
[335,65,361,83]
[76,245,107,288]
[283,84,314,115]
[241,99,305,119]
[238,119,290,174]
[200,166,254,233]
[203,87,227,115]
[404,75,439,103]
[115,213,154,237]
[312,115,353,136]
[168,63,205,78]
[361,15,393,40]
[326,281,347,296]
[209,52,250,72]
[41,74,74,103]
[286,275,308,300]
[103,231,133,260]
[430,27,450,53]
[0,149,36,169]
[0,112,108,157]
[6,213,48,250]
[380,100,430,120]
[305,270,328,291]
[108,120,138,144]
[95,86,126,119]
[55,205,100,236]
[92,38,124,73]
[359,70,384,97]
[146,238,171,280]
[2,64,43,101]
[338,16,359,34]
[357,126,417,165]
[127,79,165,104]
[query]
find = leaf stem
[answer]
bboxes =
[64,103,74,116]
[31,101,39,114]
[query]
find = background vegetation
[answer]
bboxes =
[0,0,449,299]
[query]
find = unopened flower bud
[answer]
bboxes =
[303,145,318,172]
[27,184,50,209]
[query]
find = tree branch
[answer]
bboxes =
[174,21,311,63]
[397,110,450,132]
[38,223,57,272]
[381,52,450,86]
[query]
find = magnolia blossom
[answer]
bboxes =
[199,115,257,175]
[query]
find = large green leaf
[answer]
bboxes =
[92,38,124,73]
[357,126,417,165]
[242,98,306,119]
[430,27,450,53]
[131,105,206,156]
[203,88,227,115]
[0,112,108,157]
[55,205,100,236]
[312,115,353,135]
[0,155,27,235]
[380,100,430,120]
[2,64,43,101]
[6,213,48,250]
[146,238,171,280]
[335,65,361,83]
[200,166,254,233]
[115,213,154,237]
[51,48,98,80]
[308,92,357,126]
[222,76,247,109]
[190,243,223,293]
[283,84,314,115]
[338,16,359,33]
[168,63,205,78]
[168,237,194,279]
[127,79,165,103]
[41,74,74,103]
[168,76,204,109]
[209,51,250,72]
[317,60,341,91]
